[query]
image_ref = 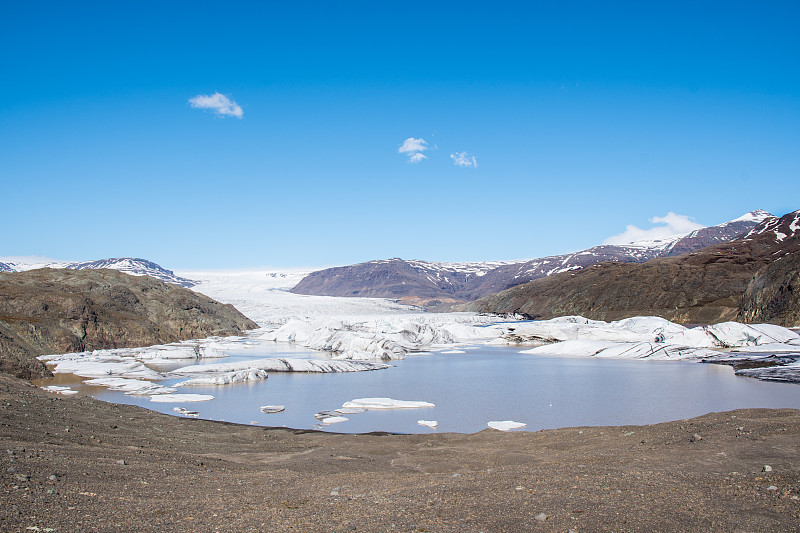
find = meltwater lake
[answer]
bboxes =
[50,342,800,434]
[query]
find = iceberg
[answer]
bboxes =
[342,398,435,409]
[321,416,349,425]
[418,420,438,428]
[51,360,162,379]
[170,357,388,375]
[40,385,79,396]
[488,420,526,431]
[149,394,214,403]
[522,340,718,360]
[83,377,176,395]
[259,405,285,414]
[176,369,268,386]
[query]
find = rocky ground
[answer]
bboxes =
[2,373,799,532]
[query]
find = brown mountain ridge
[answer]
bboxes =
[465,210,800,326]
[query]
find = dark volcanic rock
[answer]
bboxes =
[467,210,800,325]
[739,249,800,327]
[0,268,258,380]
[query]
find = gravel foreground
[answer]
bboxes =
[2,374,799,532]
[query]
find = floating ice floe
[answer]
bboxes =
[488,420,526,431]
[259,405,285,414]
[736,361,800,383]
[342,398,435,409]
[149,394,215,403]
[82,377,177,396]
[50,360,163,379]
[321,416,349,425]
[440,350,466,354]
[173,407,199,417]
[418,420,438,428]
[175,369,268,386]
[40,385,79,396]
[335,407,366,414]
[170,357,388,375]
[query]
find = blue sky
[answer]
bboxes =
[2,1,798,269]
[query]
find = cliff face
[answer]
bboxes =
[0,268,258,379]
[739,249,800,327]
[467,211,800,326]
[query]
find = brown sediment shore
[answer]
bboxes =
[2,373,799,532]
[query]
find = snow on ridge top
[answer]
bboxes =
[66,257,196,287]
[730,209,773,223]
[405,258,519,276]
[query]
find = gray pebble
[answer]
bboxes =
[7,466,18,474]
[690,433,702,442]
[534,513,548,521]
[762,465,772,472]
[116,459,127,465]
[767,485,778,491]
[49,474,59,481]
[15,473,30,482]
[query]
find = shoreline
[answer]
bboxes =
[3,373,800,531]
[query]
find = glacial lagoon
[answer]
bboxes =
[47,343,800,434]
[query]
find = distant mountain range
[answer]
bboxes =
[0,257,197,288]
[466,209,800,326]
[291,210,773,304]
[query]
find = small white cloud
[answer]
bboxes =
[398,137,430,163]
[604,212,704,244]
[450,151,477,168]
[188,92,243,118]
[398,137,429,154]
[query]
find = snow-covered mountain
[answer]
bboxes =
[743,209,800,242]
[292,210,773,302]
[0,257,197,288]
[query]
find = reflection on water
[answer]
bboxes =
[47,345,800,434]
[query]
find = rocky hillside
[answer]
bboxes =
[466,210,800,326]
[0,269,258,380]
[739,249,800,326]
[292,210,770,303]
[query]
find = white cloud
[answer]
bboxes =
[398,137,429,154]
[603,212,705,244]
[450,151,477,168]
[398,137,430,163]
[188,92,243,118]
